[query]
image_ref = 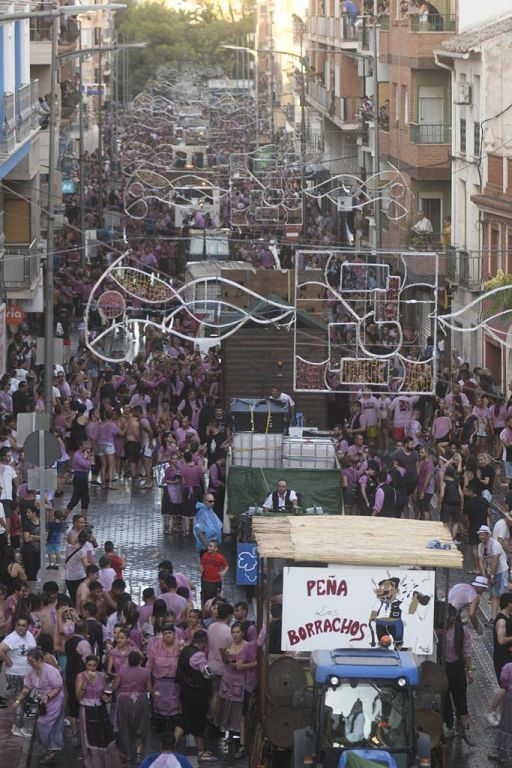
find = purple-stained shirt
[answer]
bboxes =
[94,421,120,445]
[240,640,257,692]
[116,665,150,696]
[180,463,203,490]
[189,649,208,671]
[160,591,187,621]
[137,603,154,628]
[445,624,472,663]
[24,663,64,724]
[72,450,91,473]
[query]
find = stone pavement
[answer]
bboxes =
[0,476,509,767]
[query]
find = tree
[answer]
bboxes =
[116,0,255,99]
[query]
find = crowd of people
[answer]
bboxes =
[330,358,512,753]
[0,544,258,765]
[0,281,269,765]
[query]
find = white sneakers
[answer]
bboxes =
[486,711,501,727]
[11,725,32,737]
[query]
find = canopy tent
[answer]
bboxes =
[251,516,463,569]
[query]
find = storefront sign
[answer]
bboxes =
[6,304,26,326]
[282,566,435,654]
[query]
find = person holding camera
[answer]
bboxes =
[14,647,65,763]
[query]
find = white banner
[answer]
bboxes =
[282,566,435,654]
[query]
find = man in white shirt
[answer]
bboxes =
[0,616,36,736]
[270,386,295,414]
[448,576,488,633]
[0,447,17,539]
[263,480,298,513]
[478,525,509,619]
[493,514,512,557]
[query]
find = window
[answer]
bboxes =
[460,118,466,153]
[393,83,398,121]
[473,122,480,157]
[94,27,102,46]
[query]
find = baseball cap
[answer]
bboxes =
[477,525,491,535]
[471,576,489,589]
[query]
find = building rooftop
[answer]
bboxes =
[441,15,512,53]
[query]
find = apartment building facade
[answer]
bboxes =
[0,6,44,374]
[436,11,512,385]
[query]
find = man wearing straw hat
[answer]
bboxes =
[448,576,489,634]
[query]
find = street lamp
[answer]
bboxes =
[222,45,260,149]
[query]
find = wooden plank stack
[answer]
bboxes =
[252,515,463,569]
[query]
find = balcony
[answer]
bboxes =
[14,81,39,144]
[410,14,456,32]
[410,123,451,144]
[459,250,482,292]
[30,19,53,65]
[2,239,40,292]
[445,246,457,283]
[307,81,328,110]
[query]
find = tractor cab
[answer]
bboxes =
[294,649,430,768]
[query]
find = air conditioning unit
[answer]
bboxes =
[455,82,472,105]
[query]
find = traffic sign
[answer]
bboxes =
[27,468,58,492]
[6,304,26,326]
[23,430,61,466]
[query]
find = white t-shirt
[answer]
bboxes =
[65,541,95,581]
[478,538,509,576]
[493,519,511,548]
[0,464,16,500]
[448,583,478,611]
[389,396,418,427]
[263,489,298,510]
[271,392,295,408]
[98,567,116,592]
[3,629,37,676]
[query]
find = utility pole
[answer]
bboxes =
[372,11,381,249]
[97,28,103,229]
[269,11,275,144]
[79,22,86,266]
[44,15,58,410]
[299,22,307,239]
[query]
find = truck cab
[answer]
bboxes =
[294,648,431,768]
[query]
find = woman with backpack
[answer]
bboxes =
[439,465,464,543]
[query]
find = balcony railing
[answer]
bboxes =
[308,81,328,109]
[4,93,15,131]
[339,15,357,40]
[0,131,16,157]
[2,239,39,291]
[30,18,52,42]
[410,14,457,32]
[410,123,451,144]
[445,246,457,283]
[16,82,33,121]
[459,250,482,291]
